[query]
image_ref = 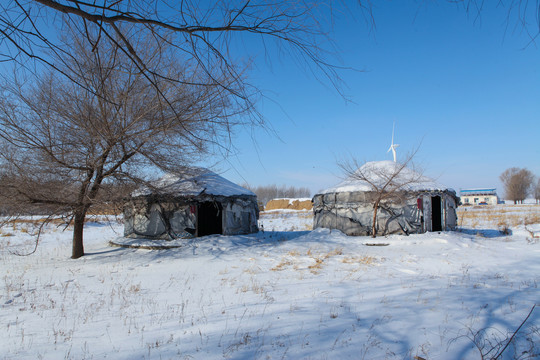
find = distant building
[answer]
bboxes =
[460,188,498,205]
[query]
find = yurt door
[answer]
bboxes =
[431,196,442,231]
[197,202,223,236]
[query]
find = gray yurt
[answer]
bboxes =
[313,161,458,236]
[124,169,259,239]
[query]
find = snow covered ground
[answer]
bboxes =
[1,207,539,359]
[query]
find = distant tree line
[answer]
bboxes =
[500,168,540,204]
[242,184,311,207]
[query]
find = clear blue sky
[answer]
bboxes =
[213,2,540,197]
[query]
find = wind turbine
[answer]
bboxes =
[387,122,399,162]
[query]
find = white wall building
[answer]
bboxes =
[460,188,499,205]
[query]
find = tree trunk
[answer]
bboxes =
[72,210,86,259]
[372,201,379,238]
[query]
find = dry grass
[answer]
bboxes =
[270,248,344,273]
[265,199,312,211]
[1,214,120,233]
[87,207,123,216]
[307,258,325,272]
[307,248,343,274]
[457,204,540,228]
[0,229,15,237]
[341,255,377,265]
[270,259,294,271]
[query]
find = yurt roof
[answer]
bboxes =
[319,161,453,195]
[132,169,255,197]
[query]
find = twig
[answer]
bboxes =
[9,215,53,256]
[493,304,537,359]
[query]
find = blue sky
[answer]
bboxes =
[215,2,540,197]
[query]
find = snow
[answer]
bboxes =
[261,208,312,214]
[1,208,539,359]
[319,160,453,194]
[132,169,255,197]
[503,199,539,205]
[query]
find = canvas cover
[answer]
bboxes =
[124,170,258,239]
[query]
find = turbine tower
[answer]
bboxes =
[387,122,399,162]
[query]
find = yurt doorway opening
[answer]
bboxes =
[431,196,442,231]
[198,202,223,236]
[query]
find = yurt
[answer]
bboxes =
[124,169,259,239]
[312,161,458,236]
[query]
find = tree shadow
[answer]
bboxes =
[84,247,126,256]
[89,230,315,263]
[456,228,511,238]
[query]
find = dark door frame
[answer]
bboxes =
[197,201,223,236]
[431,195,442,232]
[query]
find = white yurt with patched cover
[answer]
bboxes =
[312,161,458,236]
[124,169,259,239]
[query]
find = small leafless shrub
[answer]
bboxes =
[524,213,540,225]
[499,224,511,235]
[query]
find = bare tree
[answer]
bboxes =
[338,151,425,238]
[500,168,535,204]
[0,24,245,259]
[0,1,367,259]
[534,178,540,204]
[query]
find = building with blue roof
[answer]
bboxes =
[460,188,499,205]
